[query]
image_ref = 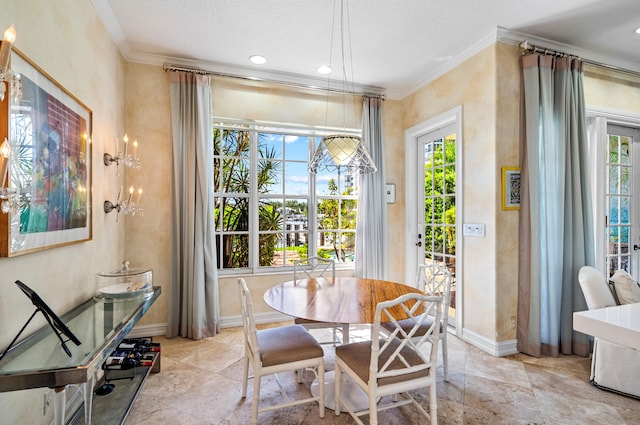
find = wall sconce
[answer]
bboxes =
[0,25,22,103]
[0,137,18,214]
[103,134,141,175]
[104,185,143,221]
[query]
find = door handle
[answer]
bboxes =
[415,241,422,247]
[634,244,640,251]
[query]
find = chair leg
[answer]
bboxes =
[251,374,260,425]
[429,381,438,425]
[241,354,249,398]
[369,389,378,425]
[318,361,325,418]
[442,336,449,382]
[334,365,342,416]
[341,324,350,344]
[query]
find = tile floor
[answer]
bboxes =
[125,324,640,424]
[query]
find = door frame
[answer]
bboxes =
[587,107,640,276]
[404,105,463,332]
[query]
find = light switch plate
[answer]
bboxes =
[463,223,485,237]
[386,183,396,203]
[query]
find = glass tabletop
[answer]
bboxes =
[0,287,160,392]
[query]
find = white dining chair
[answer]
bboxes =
[381,262,452,381]
[334,292,442,425]
[293,256,350,344]
[577,266,640,398]
[237,278,325,425]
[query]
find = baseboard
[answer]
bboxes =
[133,318,518,358]
[222,311,292,329]
[128,323,168,338]
[129,312,292,337]
[461,328,518,357]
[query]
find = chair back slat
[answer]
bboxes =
[293,256,336,282]
[416,263,452,328]
[372,293,442,379]
[237,278,259,357]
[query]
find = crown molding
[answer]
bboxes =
[497,27,640,76]
[389,27,501,100]
[391,26,640,100]
[126,50,385,96]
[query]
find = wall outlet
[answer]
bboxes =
[511,316,516,329]
[463,223,485,237]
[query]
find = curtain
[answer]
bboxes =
[167,71,220,339]
[355,96,388,279]
[517,54,592,357]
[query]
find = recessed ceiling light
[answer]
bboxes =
[635,26,640,34]
[317,65,332,74]
[249,55,266,65]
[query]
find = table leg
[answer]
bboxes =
[84,374,95,425]
[310,370,369,411]
[53,386,66,425]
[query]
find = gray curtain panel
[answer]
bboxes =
[167,71,220,339]
[518,54,592,357]
[355,96,388,280]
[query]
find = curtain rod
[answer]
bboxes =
[163,63,385,99]
[519,40,640,79]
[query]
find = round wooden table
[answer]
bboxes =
[264,276,424,411]
[263,276,423,324]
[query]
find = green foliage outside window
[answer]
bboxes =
[424,138,456,255]
[317,178,357,262]
[214,128,283,268]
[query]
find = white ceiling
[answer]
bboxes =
[92,0,640,99]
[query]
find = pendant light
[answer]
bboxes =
[309,0,377,175]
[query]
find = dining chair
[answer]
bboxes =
[293,256,350,344]
[381,262,452,381]
[237,278,325,425]
[334,292,442,425]
[577,266,640,398]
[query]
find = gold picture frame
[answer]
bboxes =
[0,48,92,256]
[502,167,520,210]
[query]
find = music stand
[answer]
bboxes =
[0,280,81,361]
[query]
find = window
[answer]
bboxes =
[213,121,359,272]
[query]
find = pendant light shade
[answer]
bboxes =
[309,134,377,174]
[309,0,377,175]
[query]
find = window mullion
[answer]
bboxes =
[250,129,259,272]
[308,136,317,257]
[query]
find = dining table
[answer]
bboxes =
[263,276,424,324]
[263,276,425,411]
[573,302,640,351]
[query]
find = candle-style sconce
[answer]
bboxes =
[104,185,143,222]
[0,25,22,214]
[0,24,22,103]
[103,134,141,175]
[0,189,18,214]
[0,137,18,214]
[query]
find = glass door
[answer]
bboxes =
[606,124,640,276]
[416,123,457,324]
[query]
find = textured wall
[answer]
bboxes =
[0,1,125,423]
[122,63,172,327]
[401,45,502,342]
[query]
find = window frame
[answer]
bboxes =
[212,119,360,275]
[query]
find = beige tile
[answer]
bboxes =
[125,328,640,425]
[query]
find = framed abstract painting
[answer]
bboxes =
[0,48,92,256]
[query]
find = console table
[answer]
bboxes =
[0,286,161,425]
